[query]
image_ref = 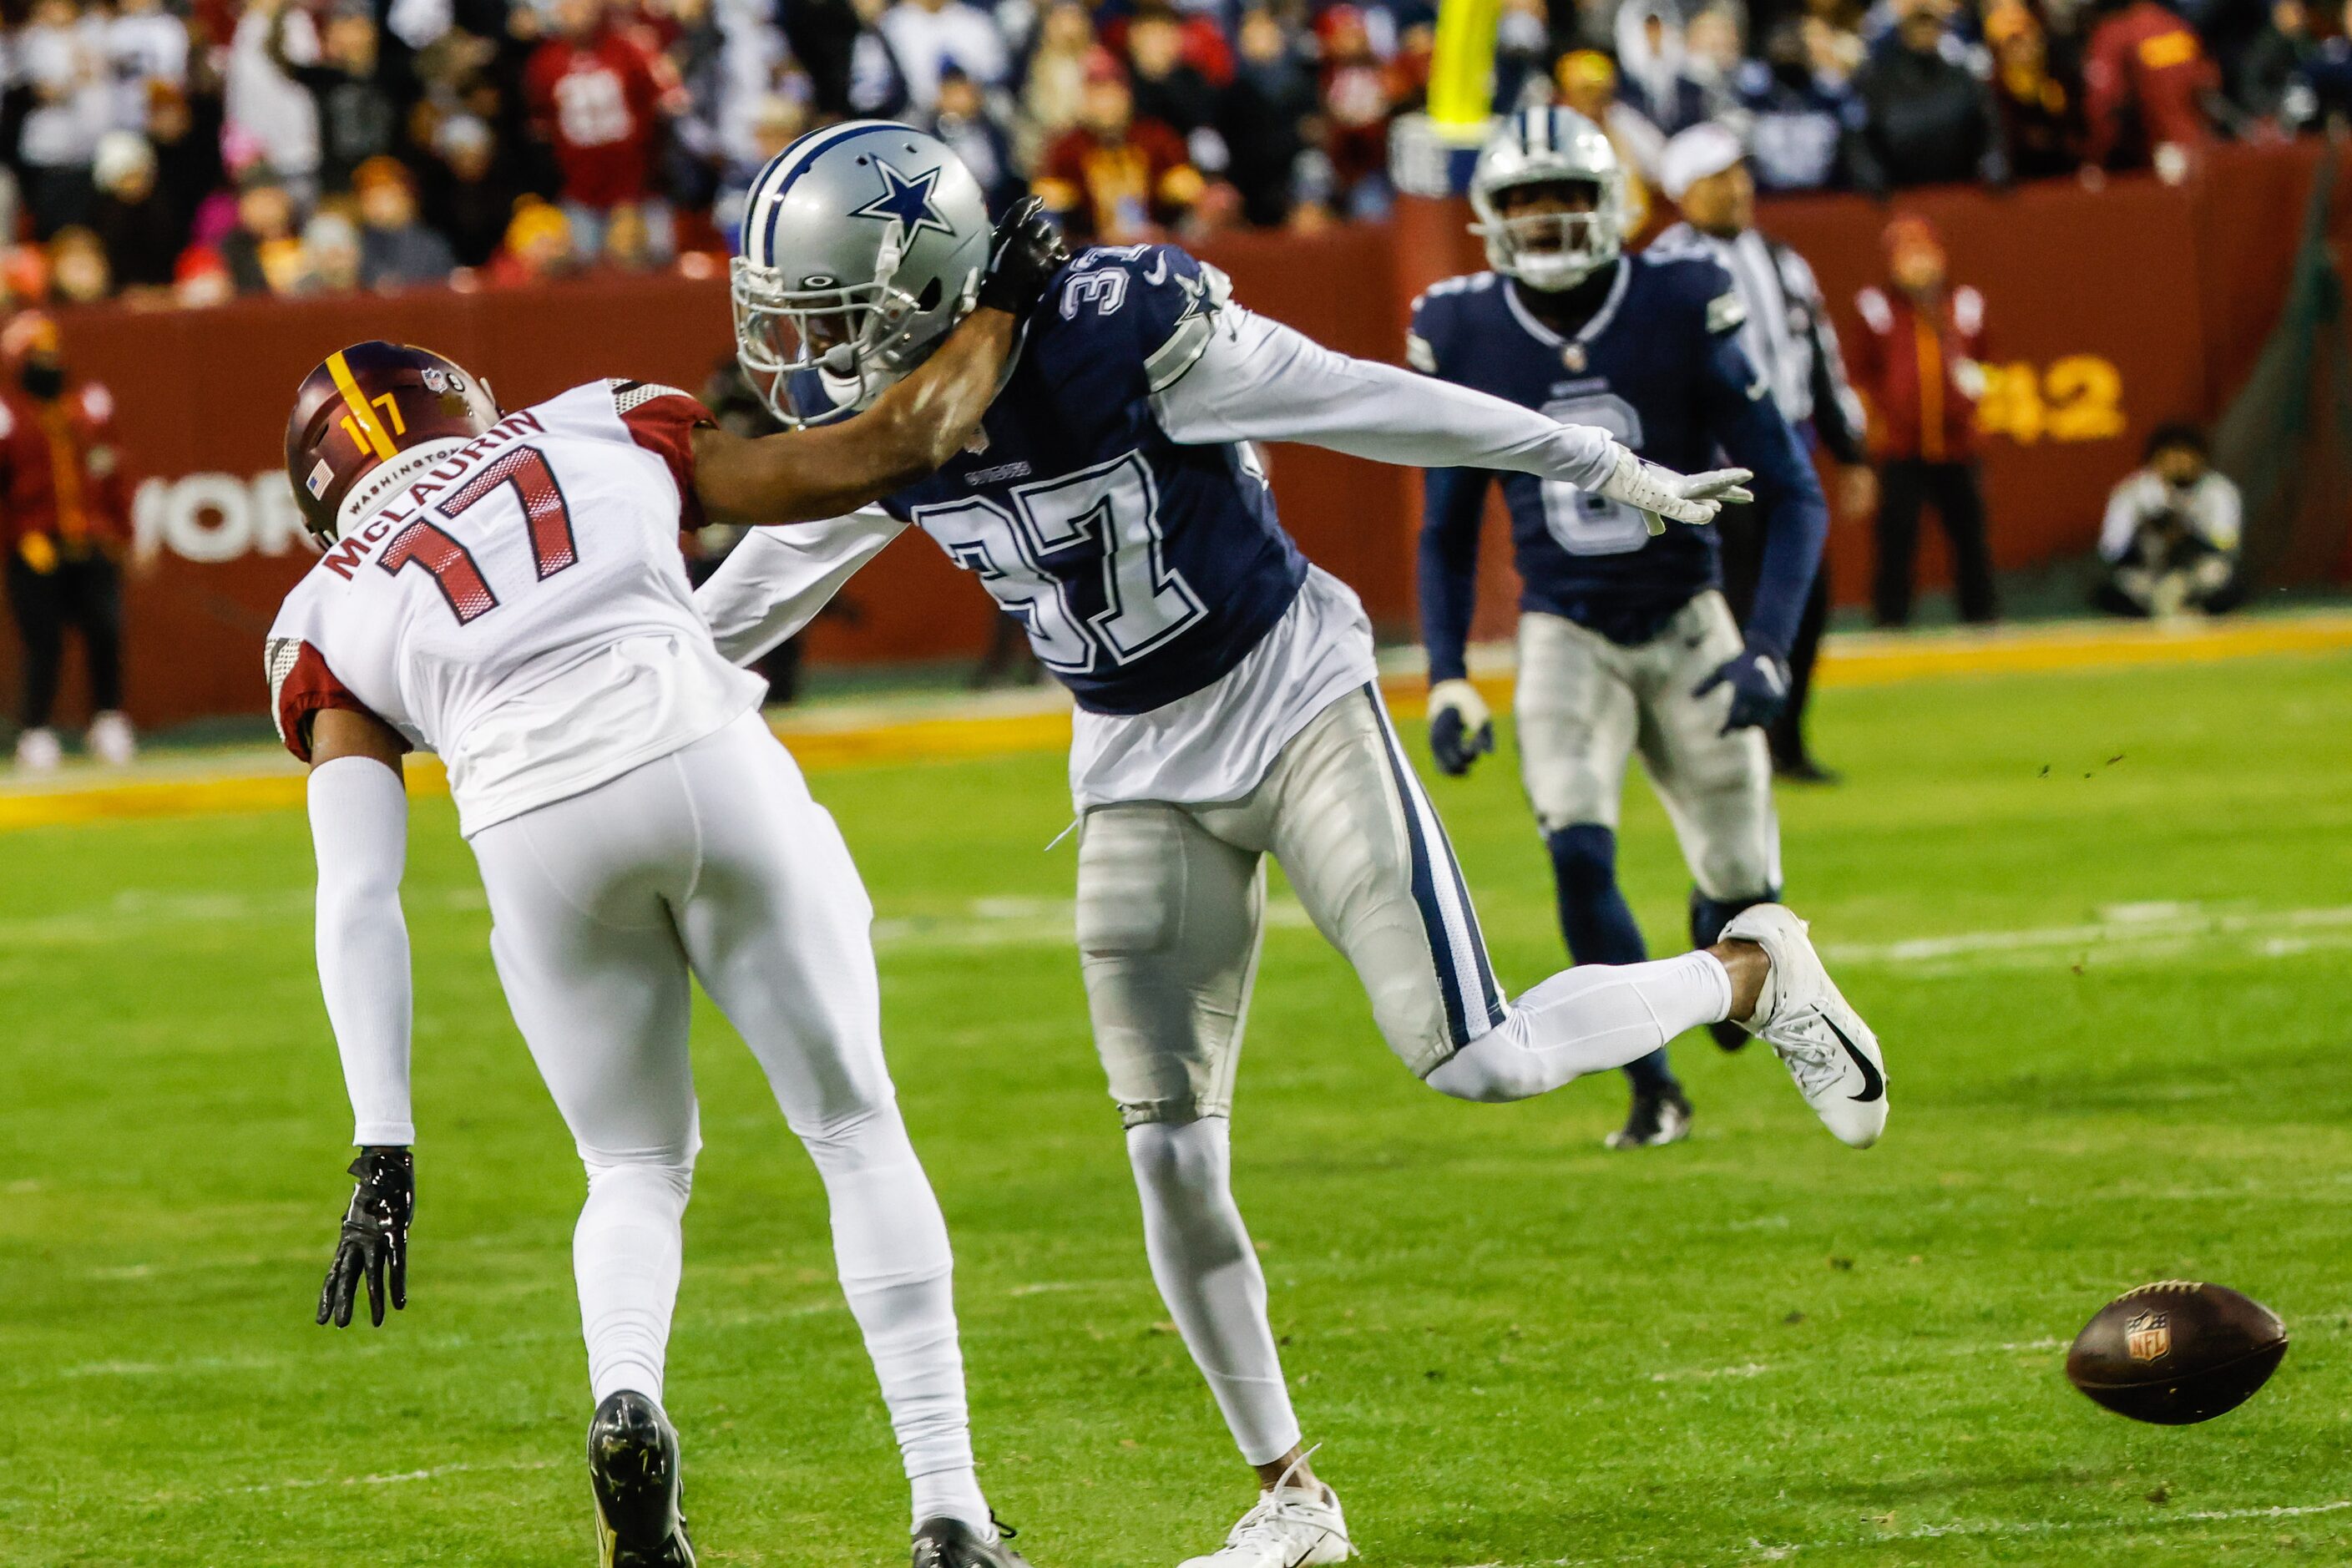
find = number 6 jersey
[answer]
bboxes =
[1409,250,1820,653]
[266,380,765,837]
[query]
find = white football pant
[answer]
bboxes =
[467,709,988,1530]
[1515,589,1781,900]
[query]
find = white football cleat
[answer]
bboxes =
[1722,904,1887,1148]
[14,726,61,772]
[1177,1484,1354,1568]
[88,710,136,766]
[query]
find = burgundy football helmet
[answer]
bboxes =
[285,341,500,540]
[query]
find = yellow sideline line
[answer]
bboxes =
[3,613,2347,833]
[1811,615,2352,688]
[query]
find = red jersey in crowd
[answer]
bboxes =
[2082,1,2219,165]
[525,27,668,210]
[1034,119,1203,240]
[0,380,129,568]
[1849,283,1988,463]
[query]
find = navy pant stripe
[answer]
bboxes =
[1367,687,1505,1033]
[1364,686,1469,1045]
[1363,683,1510,1047]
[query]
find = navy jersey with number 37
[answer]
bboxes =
[881,244,1309,715]
[1409,253,1823,654]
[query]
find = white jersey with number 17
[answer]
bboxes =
[265,379,765,837]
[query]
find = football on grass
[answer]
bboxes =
[2066,1281,2288,1424]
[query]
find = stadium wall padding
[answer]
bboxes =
[18,141,2343,731]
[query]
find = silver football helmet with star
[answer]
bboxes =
[732,121,994,427]
[1469,107,1630,293]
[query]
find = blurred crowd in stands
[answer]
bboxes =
[0,0,2344,307]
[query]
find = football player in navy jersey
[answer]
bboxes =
[1411,107,1834,1153]
[701,121,1885,1568]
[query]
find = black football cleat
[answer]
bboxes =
[1708,1018,1750,1052]
[913,1515,1032,1567]
[1604,1086,1693,1150]
[587,1391,695,1567]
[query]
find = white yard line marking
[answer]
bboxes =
[136,1458,563,1505]
[1821,903,2352,971]
[21,888,2348,970]
[1647,1362,1771,1383]
[230,1458,560,1495]
[0,885,486,946]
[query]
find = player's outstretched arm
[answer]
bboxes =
[1151,306,1753,526]
[306,706,417,1328]
[690,199,1068,526]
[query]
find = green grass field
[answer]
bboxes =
[5,650,2352,1568]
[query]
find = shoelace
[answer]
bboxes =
[1771,1014,1844,1095]
[1222,1497,1341,1554]
[1221,1446,1342,1555]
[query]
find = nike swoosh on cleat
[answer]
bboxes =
[1823,1014,1884,1103]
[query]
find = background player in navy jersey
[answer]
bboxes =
[1410,107,1834,1153]
[701,121,1884,1568]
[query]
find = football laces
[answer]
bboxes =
[1772,1014,1847,1095]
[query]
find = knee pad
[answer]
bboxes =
[1689,888,1778,951]
[1545,824,1620,898]
[582,1153,695,1206]
[1126,1117,1229,1197]
[792,1098,913,1176]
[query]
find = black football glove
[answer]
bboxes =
[975,196,1070,317]
[1426,678,1495,776]
[317,1146,412,1329]
[1692,643,1792,735]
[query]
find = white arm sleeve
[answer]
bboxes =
[1147,306,1621,491]
[694,508,908,666]
[308,756,413,1147]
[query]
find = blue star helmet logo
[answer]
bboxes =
[852,158,954,240]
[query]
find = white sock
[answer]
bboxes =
[1127,1120,1302,1467]
[575,1159,694,1406]
[1427,951,1733,1104]
[797,1100,990,1536]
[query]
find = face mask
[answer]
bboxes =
[20,362,64,400]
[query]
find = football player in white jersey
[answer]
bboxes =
[698,126,1889,1567]
[277,202,1066,1568]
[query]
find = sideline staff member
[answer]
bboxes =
[3,312,134,771]
[1652,122,1869,783]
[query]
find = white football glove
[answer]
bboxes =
[1427,678,1494,776]
[1596,443,1756,534]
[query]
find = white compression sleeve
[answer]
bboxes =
[692,509,907,665]
[1428,952,1733,1104]
[799,1101,990,1535]
[576,1157,691,1405]
[1128,1120,1301,1466]
[307,755,414,1146]
[1148,306,1620,490]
